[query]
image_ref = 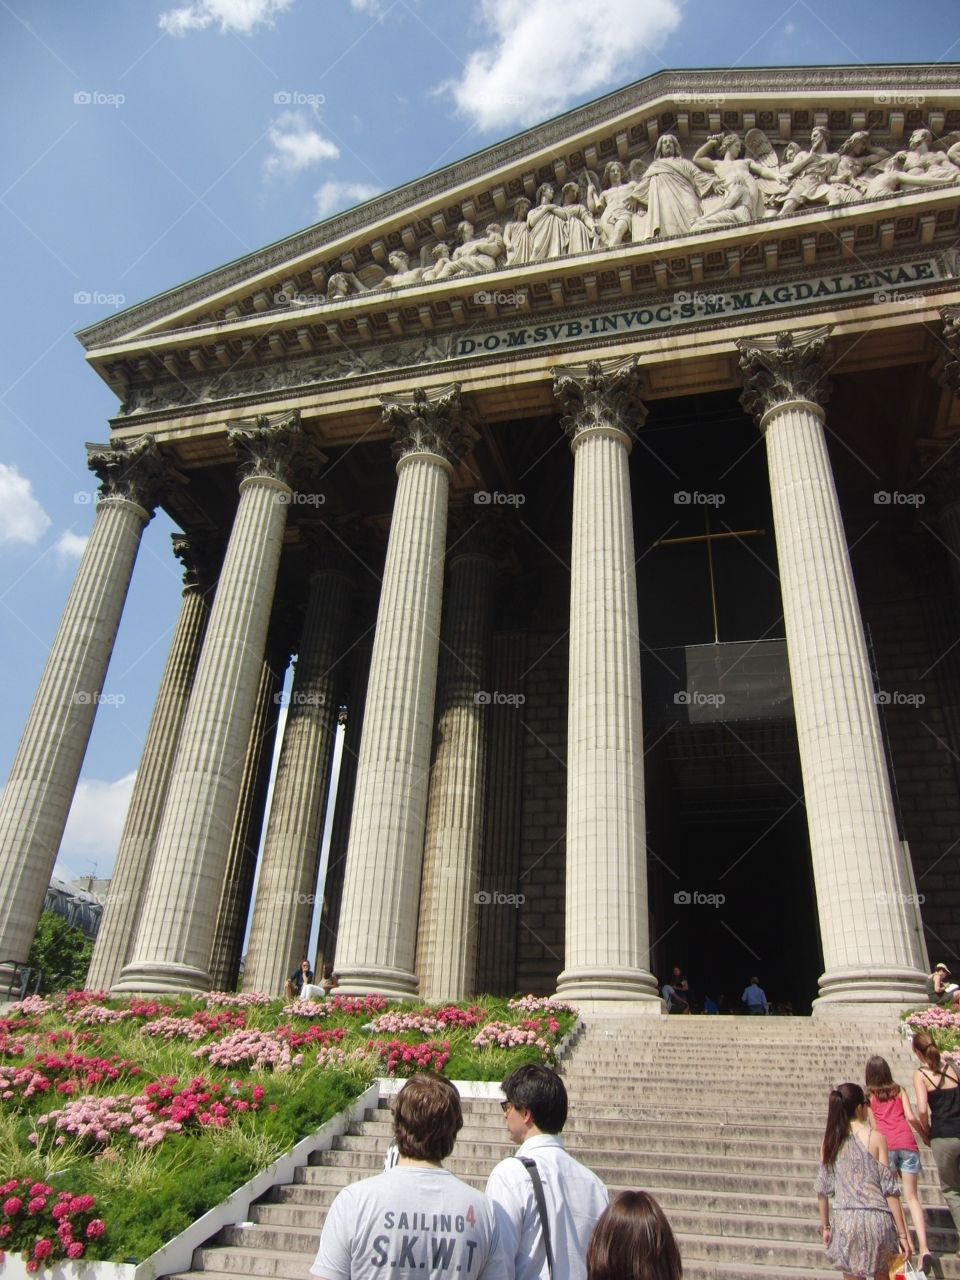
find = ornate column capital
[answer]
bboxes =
[85,435,178,515]
[382,384,472,469]
[940,307,960,397]
[552,356,647,450]
[738,326,833,427]
[227,409,310,488]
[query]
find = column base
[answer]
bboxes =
[813,965,928,1017]
[556,965,662,1003]
[335,964,420,999]
[112,961,212,995]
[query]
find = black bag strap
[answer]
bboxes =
[517,1156,554,1280]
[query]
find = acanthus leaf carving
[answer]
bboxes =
[382,384,472,467]
[553,355,647,445]
[738,326,833,423]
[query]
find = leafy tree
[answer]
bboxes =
[27,910,93,993]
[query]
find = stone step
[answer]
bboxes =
[356,1115,829,1142]
[331,1131,827,1161]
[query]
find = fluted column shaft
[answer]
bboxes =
[116,424,298,992]
[88,570,208,990]
[335,454,451,995]
[417,549,495,1001]
[0,453,159,970]
[316,641,372,971]
[476,633,527,996]
[243,566,352,994]
[208,652,284,992]
[740,328,927,1008]
[553,359,660,1003]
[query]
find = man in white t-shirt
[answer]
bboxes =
[311,1074,508,1280]
[485,1065,608,1280]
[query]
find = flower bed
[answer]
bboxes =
[903,1004,960,1070]
[0,991,574,1269]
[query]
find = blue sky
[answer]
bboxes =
[1,0,957,886]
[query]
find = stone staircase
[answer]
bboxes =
[168,1015,959,1280]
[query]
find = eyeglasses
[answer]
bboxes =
[500,1100,512,1113]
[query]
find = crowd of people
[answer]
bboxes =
[303,971,960,1280]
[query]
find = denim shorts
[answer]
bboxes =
[888,1147,922,1175]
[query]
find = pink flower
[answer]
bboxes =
[86,1219,105,1239]
[3,1197,22,1216]
[67,1242,84,1259]
[33,1238,52,1260]
[26,1259,38,1272]
[27,1196,45,1213]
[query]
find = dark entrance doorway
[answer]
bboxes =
[633,391,823,1013]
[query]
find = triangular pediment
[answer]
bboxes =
[77,63,960,413]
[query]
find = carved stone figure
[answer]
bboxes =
[528,183,567,261]
[560,181,596,253]
[587,160,642,248]
[864,149,958,198]
[691,133,783,229]
[325,271,371,301]
[503,197,533,266]
[430,221,505,279]
[825,131,890,205]
[634,135,712,241]
[383,250,425,289]
[902,128,960,184]
[776,126,841,216]
[421,242,453,282]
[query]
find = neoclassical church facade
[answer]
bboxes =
[2,64,960,1013]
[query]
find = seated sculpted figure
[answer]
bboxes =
[382,249,425,289]
[902,127,960,183]
[825,131,890,205]
[587,160,643,248]
[777,126,841,216]
[430,220,505,280]
[691,132,784,229]
[634,135,713,241]
[420,242,453,282]
[865,148,960,197]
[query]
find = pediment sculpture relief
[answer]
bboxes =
[302,123,960,302]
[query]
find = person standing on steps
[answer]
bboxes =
[486,1064,608,1280]
[912,1029,960,1250]
[741,976,769,1015]
[864,1054,932,1273]
[310,1073,508,1280]
[815,1081,911,1279]
[586,1191,682,1280]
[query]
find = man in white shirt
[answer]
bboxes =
[311,1074,508,1280]
[484,1065,608,1280]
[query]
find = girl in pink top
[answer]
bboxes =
[865,1055,931,1271]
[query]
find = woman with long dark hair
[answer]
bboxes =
[912,1029,960,1242]
[587,1191,682,1280]
[864,1054,931,1270]
[816,1082,910,1279]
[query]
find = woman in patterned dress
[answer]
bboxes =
[816,1081,911,1279]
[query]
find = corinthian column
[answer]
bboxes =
[334,386,468,996]
[87,535,211,991]
[115,412,307,993]
[416,515,497,1001]
[739,327,927,1009]
[243,546,353,994]
[0,436,170,974]
[553,358,660,1003]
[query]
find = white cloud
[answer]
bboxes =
[445,0,683,131]
[313,179,381,218]
[60,773,137,880]
[265,112,340,177]
[54,530,89,562]
[160,0,294,36]
[0,463,51,546]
